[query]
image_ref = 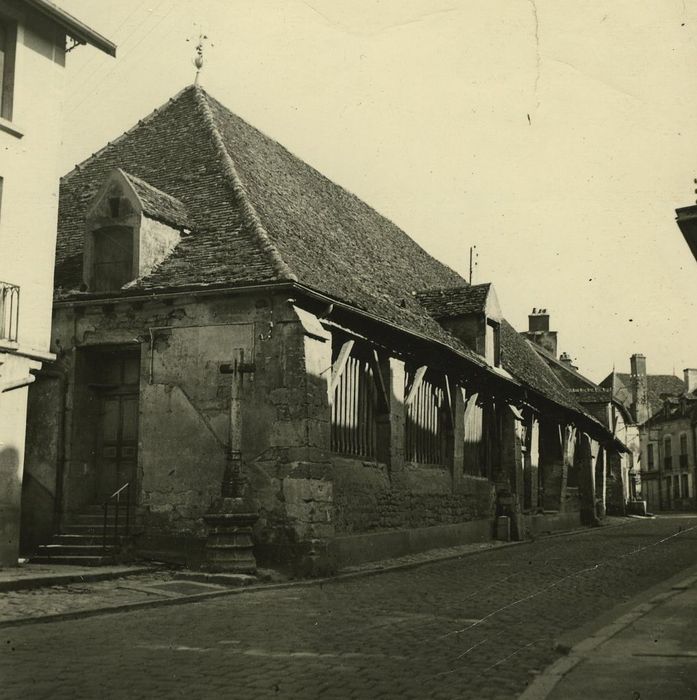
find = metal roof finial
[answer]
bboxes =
[187,32,213,84]
[194,34,206,83]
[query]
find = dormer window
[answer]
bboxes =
[93,226,133,292]
[414,282,503,367]
[83,169,190,293]
[108,197,121,218]
[486,319,501,367]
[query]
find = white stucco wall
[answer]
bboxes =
[0,2,66,355]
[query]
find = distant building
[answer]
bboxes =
[0,0,114,566]
[601,358,694,513]
[641,369,697,512]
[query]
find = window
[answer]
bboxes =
[647,443,655,470]
[680,433,689,469]
[330,341,379,459]
[405,369,447,464]
[485,319,501,367]
[0,18,16,121]
[92,226,134,292]
[674,475,681,499]
[664,436,672,470]
[665,476,671,499]
[682,474,689,499]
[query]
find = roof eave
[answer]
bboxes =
[23,0,116,56]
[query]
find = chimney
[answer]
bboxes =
[528,308,549,332]
[684,368,697,394]
[523,308,558,357]
[630,353,649,424]
[559,352,578,370]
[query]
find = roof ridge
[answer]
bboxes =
[193,86,298,282]
[119,169,184,205]
[62,84,197,182]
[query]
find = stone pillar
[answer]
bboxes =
[450,386,466,492]
[577,433,599,526]
[385,357,406,484]
[540,420,564,511]
[594,446,607,519]
[499,406,524,539]
[527,417,540,510]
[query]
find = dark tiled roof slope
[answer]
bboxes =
[55,85,480,361]
[500,321,590,416]
[201,90,466,314]
[122,171,191,229]
[600,372,686,417]
[570,388,613,403]
[56,85,281,292]
[55,84,601,424]
[414,284,491,319]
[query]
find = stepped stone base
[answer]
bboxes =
[203,499,258,575]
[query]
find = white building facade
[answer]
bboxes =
[0,0,114,565]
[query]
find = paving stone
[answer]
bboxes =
[2,517,697,698]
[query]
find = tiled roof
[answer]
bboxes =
[414,284,491,319]
[121,171,191,230]
[54,84,603,427]
[600,372,686,416]
[569,388,614,403]
[55,84,481,364]
[500,322,591,417]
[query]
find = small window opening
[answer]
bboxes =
[108,197,121,218]
[0,18,17,121]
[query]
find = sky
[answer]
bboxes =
[58,0,697,383]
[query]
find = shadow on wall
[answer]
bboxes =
[0,446,22,566]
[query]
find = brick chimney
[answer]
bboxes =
[559,352,578,370]
[630,353,649,424]
[684,368,697,395]
[523,308,558,357]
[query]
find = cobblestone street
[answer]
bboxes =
[4,516,697,699]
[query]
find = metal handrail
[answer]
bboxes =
[0,281,20,343]
[102,481,131,553]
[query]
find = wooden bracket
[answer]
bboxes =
[328,339,354,398]
[405,365,427,407]
[369,349,390,413]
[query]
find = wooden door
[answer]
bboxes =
[94,351,140,502]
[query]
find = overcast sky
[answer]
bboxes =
[58,0,697,382]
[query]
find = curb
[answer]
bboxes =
[0,517,642,629]
[518,565,697,700]
[0,566,155,593]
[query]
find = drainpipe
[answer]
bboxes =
[35,367,68,533]
[692,419,697,509]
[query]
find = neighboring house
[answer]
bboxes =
[0,0,114,566]
[601,356,686,425]
[23,84,623,572]
[640,369,697,512]
[601,357,692,513]
[522,310,636,516]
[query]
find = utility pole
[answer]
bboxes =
[469,245,478,284]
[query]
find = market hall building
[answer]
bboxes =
[22,84,627,573]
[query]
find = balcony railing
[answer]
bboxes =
[0,282,19,343]
[665,456,673,471]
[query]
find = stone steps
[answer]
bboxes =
[30,503,134,567]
